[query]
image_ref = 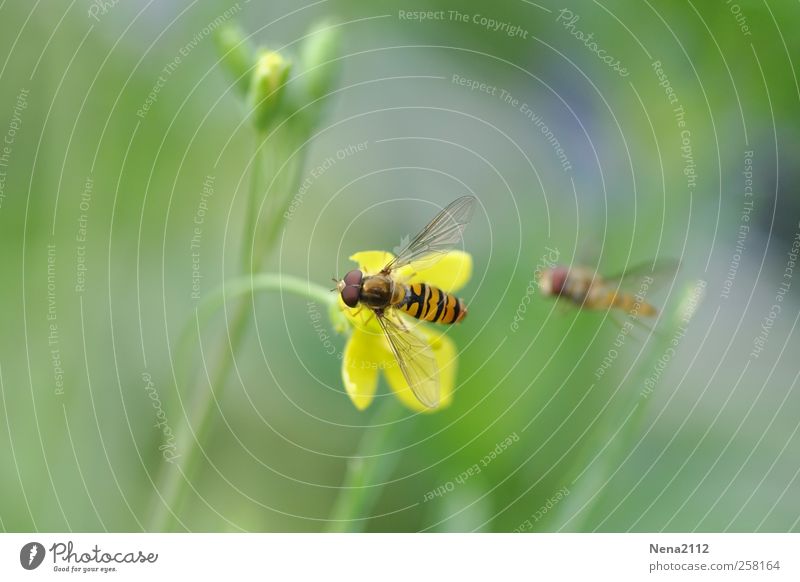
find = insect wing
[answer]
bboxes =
[377,312,441,408]
[605,258,680,294]
[382,196,476,273]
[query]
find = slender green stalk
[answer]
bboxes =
[326,400,411,532]
[149,17,344,532]
[241,133,266,273]
[149,130,312,531]
[187,274,334,344]
[164,294,252,529]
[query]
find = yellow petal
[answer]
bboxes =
[342,329,381,410]
[349,250,395,275]
[338,299,383,335]
[397,251,472,293]
[429,330,456,409]
[384,329,457,413]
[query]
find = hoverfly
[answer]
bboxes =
[538,259,679,317]
[336,196,476,408]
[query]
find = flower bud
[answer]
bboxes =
[299,20,342,102]
[248,49,291,131]
[214,24,255,97]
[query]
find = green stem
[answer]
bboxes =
[241,133,266,273]
[188,274,334,342]
[325,400,410,532]
[149,126,313,531]
[149,274,332,531]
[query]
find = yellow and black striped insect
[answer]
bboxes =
[336,196,475,408]
[538,260,679,317]
[395,280,467,324]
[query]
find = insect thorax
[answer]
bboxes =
[360,275,397,309]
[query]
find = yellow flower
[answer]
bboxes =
[339,250,472,412]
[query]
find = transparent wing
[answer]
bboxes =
[376,311,441,408]
[382,196,476,273]
[605,258,680,293]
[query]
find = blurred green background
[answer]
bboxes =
[1,0,799,532]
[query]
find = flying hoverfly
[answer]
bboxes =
[336,196,476,408]
[537,259,679,317]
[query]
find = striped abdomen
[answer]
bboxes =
[397,283,467,324]
[610,291,657,316]
[589,288,657,317]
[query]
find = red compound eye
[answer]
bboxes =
[340,269,363,307]
[549,267,568,295]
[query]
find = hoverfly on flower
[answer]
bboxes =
[537,259,679,317]
[336,196,476,410]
